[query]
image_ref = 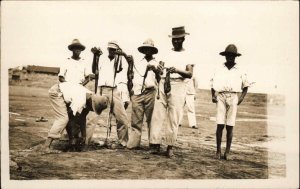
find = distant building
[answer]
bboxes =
[26,65,59,75]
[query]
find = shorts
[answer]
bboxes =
[216,92,238,126]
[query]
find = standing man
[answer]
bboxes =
[127,39,160,149]
[211,44,249,160]
[46,39,93,150]
[179,65,198,129]
[150,26,193,158]
[95,41,132,147]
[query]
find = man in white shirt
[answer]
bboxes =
[58,39,92,85]
[127,39,160,149]
[179,70,198,129]
[149,27,194,158]
[42,82,108,153]
[46,39,94,151]
[211,44,249,160]
[95,41,131,147]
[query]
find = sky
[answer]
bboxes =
[1,1,299,94]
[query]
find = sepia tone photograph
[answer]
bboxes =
[1,1,299,189]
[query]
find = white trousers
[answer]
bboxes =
[150,79,187,146]
[179,94,197,127]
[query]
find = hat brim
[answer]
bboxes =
[68,43,85,51]
[168,33,190,38]
[91,95,108,115]
[219,51,241,57]
[138,46,158,54]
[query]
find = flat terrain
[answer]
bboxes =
[8,73,286,179]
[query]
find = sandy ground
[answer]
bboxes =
[8,74,286,179]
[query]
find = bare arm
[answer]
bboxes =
[211,88,218,103]
[238,87,248,105]
[168,64,193,79]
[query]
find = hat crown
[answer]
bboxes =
[143,38,155,47]
[172,26,186,36]
[108,41,120,49]
[225,44,238,54]
[71,39,81,44]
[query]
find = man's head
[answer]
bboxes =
[138,38,158,56]
[169,26,189,51]
[68,39,85,58]
[220,44,241,63]
[91,95,109,115]
[107,41,120,57]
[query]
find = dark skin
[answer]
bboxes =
[211,54,248,105]
[155,36,193,158]
[211,53,248,159]
[156,37,193,79]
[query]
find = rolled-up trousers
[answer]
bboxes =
[99,87,129,146]
[127,88,156,148]
[150,79,187,146]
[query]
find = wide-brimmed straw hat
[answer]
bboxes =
[107,41,120,49]
[137,38,158,54]
[219,44,241,57]
[168,26,190,38]
[91,95,109,115]
[68,39,85,51]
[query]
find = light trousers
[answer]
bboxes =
[48,84,69,139]
[179,94,197,127]
[99,87,129,146]
[127,88,156,148]
[150,79,187,146]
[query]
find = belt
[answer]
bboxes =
[161,77,184,81]
[99,85,116,89]
[99,85,116,95]
[219,91,237,94]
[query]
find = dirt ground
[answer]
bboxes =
[8,73,286,179]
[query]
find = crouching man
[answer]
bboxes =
[42,82,108,153]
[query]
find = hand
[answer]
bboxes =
[212,95,218,103]
[114,48,125,56]
[237,97,244,105]
[91,47,103,55]
[168,67,177,73]
[157,63,164,73]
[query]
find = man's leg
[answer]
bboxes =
[216,124,225,159]
[223,93,238,160]
[127,94,145,149]
[224,125,233,159]
[143,89,156,144]
[165,81,186,158]
[149,81,168,153]
[44,84,69,151]
[216,93,226,159]
[111,89,129,146]
[186,94,197,128]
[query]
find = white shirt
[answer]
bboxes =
[97,56,125,87]
[59,82,93,116]
[162,50,191,79]
[58,57,92,84]
[211,63,249,92]
[132,58,158,95]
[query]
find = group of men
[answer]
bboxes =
[41,26,249,160]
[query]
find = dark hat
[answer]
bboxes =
[91,95,109,115]
[137,38,158,54]
[68,39,85,51]
[220,44,241,57]
[168,26,190,38]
